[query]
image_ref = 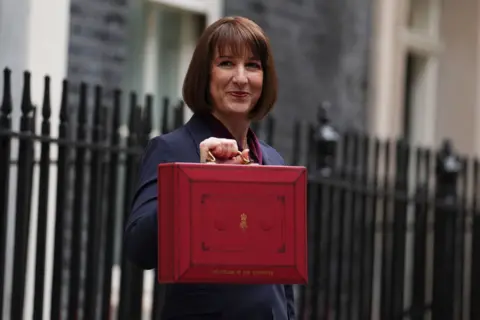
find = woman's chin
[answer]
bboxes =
[224,103,253,115]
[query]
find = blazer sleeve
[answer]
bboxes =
[124,136,173,270]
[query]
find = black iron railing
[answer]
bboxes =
[1,68,480,320]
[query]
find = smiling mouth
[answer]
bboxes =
[229,92,249,98]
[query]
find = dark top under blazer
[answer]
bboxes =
[124,113,296,320]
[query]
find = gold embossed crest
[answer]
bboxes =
[240,213,248,231]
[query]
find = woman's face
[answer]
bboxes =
[209,46,263,118]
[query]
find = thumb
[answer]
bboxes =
[241,149,250,160]
[240,149,251,164]
[242,150,259,165]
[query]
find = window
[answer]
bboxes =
[125,0,223,132]
[368,0,443,145]
[402,53,430,144]
[400,0,442,145]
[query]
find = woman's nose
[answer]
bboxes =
[232,66,248,85]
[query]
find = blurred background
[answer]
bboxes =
[1,0,480,319]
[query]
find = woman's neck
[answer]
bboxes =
[212,111,250,149]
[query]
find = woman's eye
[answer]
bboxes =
[218,61,233,67]
[247,62,261,69]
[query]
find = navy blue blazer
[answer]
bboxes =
[125,113,296,320]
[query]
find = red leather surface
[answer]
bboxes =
[157,163,307,284]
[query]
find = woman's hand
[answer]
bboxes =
[199,137,251,164]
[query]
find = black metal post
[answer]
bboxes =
[389,139,409,318]
[307,102,338,320]
[84,85,105,320]
[432,140,461,320]
[0,68,13,319]
[345,134,362,319]
[364,139,380,320]
[470,161,480,320]
[357,136,374,319]
[173,100,184,129]
[410,149,430,319]
[32,75,52,320]
[11,71,35,320]
[161,97,170,134]
[142,95,153,147]
[332,132,351,320]
[101,89,122,320]
[379,140,392,320]
[118,94,144,320]
[68,82,88,320]
[454,158,468,320]
[50,79,70,320]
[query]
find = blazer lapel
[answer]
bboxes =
[185,114,214,158]
[260,144,275,165]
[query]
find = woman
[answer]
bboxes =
[125,16,295,320]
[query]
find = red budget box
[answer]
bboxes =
[157,163,307,284]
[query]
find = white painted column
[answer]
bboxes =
[26,2,71,319]
[205,0,224,26]
[152,0,223,25]
[367,1,402,319]
[475,1,480,157]
[367,0,402,140]
[27,0,71,133]
[0,0,32,125]
[178,12,198,122]
[0,0,70,319]
[143,5,160,98]
[0,0,70,127]
[142,5,161,137]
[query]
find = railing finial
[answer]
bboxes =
[1,68,13,116]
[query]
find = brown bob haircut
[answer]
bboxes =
[182,16,278,121]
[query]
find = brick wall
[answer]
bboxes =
[67,0,130,108]
[224,0,372,161]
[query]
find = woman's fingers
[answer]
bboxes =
[199,138,255,164]
[223,149,251,164]
[212,142,239,158]
[199,138,239,163]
